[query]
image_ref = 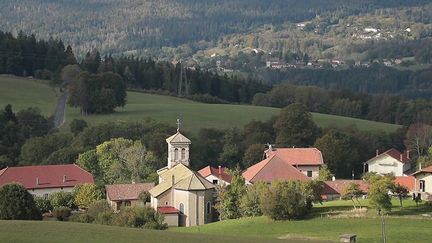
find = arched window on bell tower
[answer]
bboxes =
[181,148,186,160]
[174,148,179,161]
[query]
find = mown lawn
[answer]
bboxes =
[0,220,327,243]
[173,199,432,243]
[0,76,58,116]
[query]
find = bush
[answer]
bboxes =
[49,191,74,208]
[0,184,42,220]
[240,182,266,217]
[53,207,71,221]
[94,211,113,225]
[34,197,53,213]
[87,200,112,219]
[111,206,167,229]
[69,213,93,223]
[70,119,88,135]
[260,180,313,220]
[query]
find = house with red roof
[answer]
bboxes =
[411,165,432,201]
[366,149,413,176]
[394,176,416,193]
[0,164,93,199]
[198,165,232,186]
[106,182,155,211]
[321,180,369,201]
[263,147,324,179]
[242,154,310,184]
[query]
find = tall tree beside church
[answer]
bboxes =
[273,103,319,147]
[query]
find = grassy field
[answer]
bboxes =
[174,199,432,243]
[66,92,401,133]
[0,76,401,133]
[0,220,327,243]
[0,75,58,116]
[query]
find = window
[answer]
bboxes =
[124,201,131,207]
[181,148,186,160]
[179,203,184,214]
[212,179,218,185]
[165,201,169,206]
[420,180,426,192]
[206,201,211,214]
[43,193,49,200]
[307,171,313,177]
[174,148,178,160]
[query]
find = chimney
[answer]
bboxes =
[63,175,67,183]
[400,154,403,161]
[376,149,379,157]
[218,165,222,176]
[332,176,336,181]
[36,177,40,185]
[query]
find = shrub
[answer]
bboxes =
[70,119,88,135]
[260,180,313,220]
[111,206,167,229]
[94,211,113,225]
[138,191,151,205]
[0,184,42,220]
[240,182,266,217]
[53,207,71,221]
[87,200,112,219]
[34,196,53,213]
[49,191,75,208]
[69,213,93,223]
[73,183,103,209]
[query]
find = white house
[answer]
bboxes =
[412,165,432,201]
[366,149,412,176]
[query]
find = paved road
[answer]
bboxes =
[53,91,68,128]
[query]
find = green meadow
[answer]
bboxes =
[0,76,401,133]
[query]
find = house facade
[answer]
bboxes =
[198,166,232,186]
[106,183,154,211]
[366,149,412,176]
[149,130,216,227]
[0,164,94,198]
[412,165,432,201]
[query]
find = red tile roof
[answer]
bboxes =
[368,148,411,164]
[157,206,180,214]
[198,166,232,183]
[0,164,93,189]
[395,176,416,192]
[106,183,155,201]
[411,165,432,176]
[322,180,369,195]
[264,148,324,165]
[242,154,310,183]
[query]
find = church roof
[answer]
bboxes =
[242,154,310,183]
[174,171,215,191]
[166,132,191,144]
[149,164,213,197]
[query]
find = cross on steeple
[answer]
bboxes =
[176,118,181,132]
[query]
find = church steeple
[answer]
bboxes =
[166,119,191,168]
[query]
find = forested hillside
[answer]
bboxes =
[0,0,429,56]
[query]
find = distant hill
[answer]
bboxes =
[0,0,429,56]
[0,76,401,133]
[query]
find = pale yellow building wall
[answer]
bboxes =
[156,189,172,207]
[297,165,320,179]
[28,187,74,198]
[368,156,404,176]
[205,174,230,186]
[415,173,432,194]
[164,214,179,227]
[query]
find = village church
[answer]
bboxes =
[149,122,216,227]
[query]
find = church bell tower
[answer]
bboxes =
[166,119,191,168]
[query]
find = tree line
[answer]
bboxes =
[253,83,432,125]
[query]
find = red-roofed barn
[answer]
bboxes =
[0,164,93,199]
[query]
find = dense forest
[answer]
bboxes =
[0,0,430,56]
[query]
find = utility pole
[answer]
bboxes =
[380,210,386,243]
